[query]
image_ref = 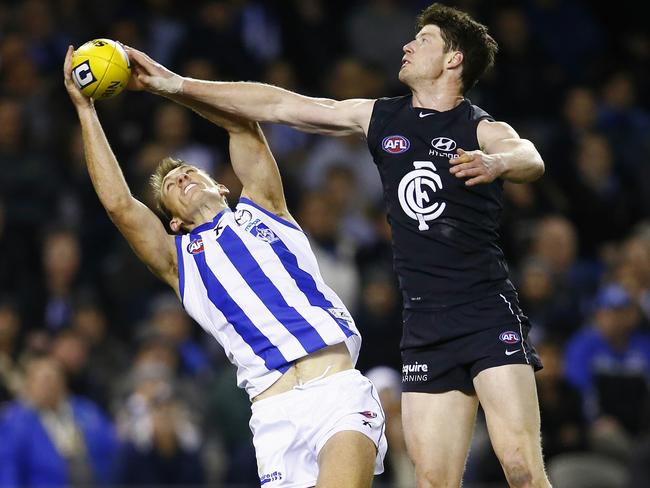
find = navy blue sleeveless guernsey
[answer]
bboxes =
[367,95,515,310]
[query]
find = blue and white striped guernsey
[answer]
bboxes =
[175,198,361,399]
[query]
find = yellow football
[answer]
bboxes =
[71,39,131,100]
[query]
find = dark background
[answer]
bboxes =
[1,0,649,486]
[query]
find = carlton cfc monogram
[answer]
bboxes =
[398,161,446,231]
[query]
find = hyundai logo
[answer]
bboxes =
[431,137,457,152]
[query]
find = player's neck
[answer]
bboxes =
[411,82,464,112]
[185,201,229,232]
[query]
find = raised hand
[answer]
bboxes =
[123,46,184,95]
[63,45,94,110]
[449,148,504,186]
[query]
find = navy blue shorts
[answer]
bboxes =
[401,291,543,394]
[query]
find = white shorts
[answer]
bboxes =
[250,369,387,488]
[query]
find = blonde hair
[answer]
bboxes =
[150,156,185,220]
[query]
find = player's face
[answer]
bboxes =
[399,25,449,86]
[161,164,227,222]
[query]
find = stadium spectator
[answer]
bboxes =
[529,216,597,338]
[147,292,211,378]
[567,133,634,255]
[70,292,130,408]
[564,283,650,460]
[355,270,402,372]
[321,164,375,245]
[297,190,361,311]
[0,297,22,406]
[0,0,648,485]
[114,362,205,485]
[151,102,219,175]
[536,340,587,460]
[0,355,117,486]
[38,228,82,331]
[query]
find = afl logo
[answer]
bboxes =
[187,238,204,255]
[382,135,410,154]
[398,161,446,231]
[499,331,521,344]
[358,411,378,419]
[431,137,456,152]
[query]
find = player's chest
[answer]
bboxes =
[186,217,281,259]
[376,126,479,187]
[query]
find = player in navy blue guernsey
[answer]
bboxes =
[126,3,551,486]
[63,47,387,488]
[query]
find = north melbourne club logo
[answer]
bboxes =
[398,161,446,231]
[250,222,279,243]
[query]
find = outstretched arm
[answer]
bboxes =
[63,46,178,291]
[449,120,545,186]
[125,47,375,137]
[162,94,294,225]
[228,122,295,224]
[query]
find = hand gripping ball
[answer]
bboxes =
[71,39,131,100]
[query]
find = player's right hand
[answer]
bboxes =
[124,46,184,95]
[63,45,93,110]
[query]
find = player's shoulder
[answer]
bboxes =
[373,94,412,112]
[235,197,302,233]
[368,95,412,146]
[464,98,494,122]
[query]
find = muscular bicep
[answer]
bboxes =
[477,120,523,153]
[477,119,545,183]
[107,199,179,292]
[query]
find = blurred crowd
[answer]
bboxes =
[0,0,649,487]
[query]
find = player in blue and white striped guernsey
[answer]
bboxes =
[174,192,360,398]
[64,46,386,488]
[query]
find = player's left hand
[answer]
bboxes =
[449,148,504,186]
[63,45,94,110]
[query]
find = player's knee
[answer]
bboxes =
[501,458,533,487]
[500,449,550,488]
[415,466,461,488]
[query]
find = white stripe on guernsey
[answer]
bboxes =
[499,293,530,364]
[182,244,260,368]
[279,231,359,333]
[244,208,360,337]
[239,227,350,346]
[202,229,309,361]
[182,243,283,395]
